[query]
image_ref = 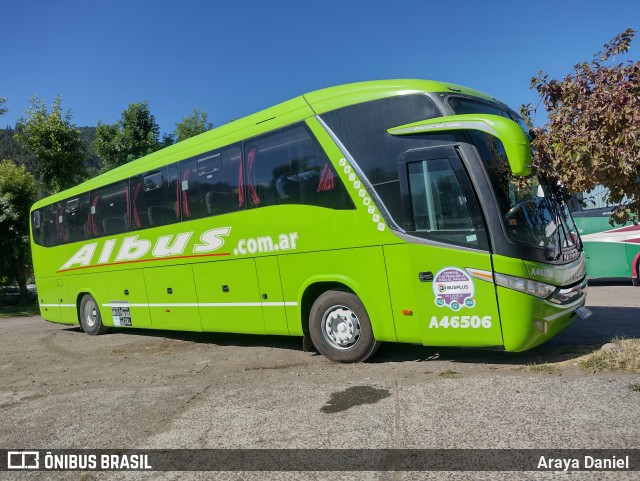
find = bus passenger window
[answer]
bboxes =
[31,206,57,247]
[41,204,58,246]
[90,181,130,236]
[180,144,242,220]
[244,125,353,210]
[62,194,90,243]
[131,166,179,228]
[31,210,42,245]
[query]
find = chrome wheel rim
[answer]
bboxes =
[322,305,360,350]
[83,298,98,328]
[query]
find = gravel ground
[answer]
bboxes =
[1,285,639,480]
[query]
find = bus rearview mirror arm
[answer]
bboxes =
[387,114,532,176]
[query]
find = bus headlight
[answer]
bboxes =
[494,273,557,299]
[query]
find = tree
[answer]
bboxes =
[0,98,7,117]
[15,96,86,192]
[526,28,640,225]
[94,101,162,171]
[174,107,213,142]
[0,159,36,303]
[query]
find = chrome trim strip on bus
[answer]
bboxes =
[541,302,585,322]
[392,231,490,254]
[100,302,298,308]
[547,277,588,306]
[314,115,492,256]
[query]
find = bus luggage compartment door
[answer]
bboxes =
[193,258,265,334]
[106,270,152,328]
[143,264,201,331]
[37,277,61,322]
[255,256,288,335]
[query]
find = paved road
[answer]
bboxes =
[1,285,639,480]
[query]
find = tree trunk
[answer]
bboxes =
[9,255,31,306]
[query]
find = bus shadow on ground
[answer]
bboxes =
[373,305,640,365]
[94,325,305,353]
[59,305,640,365]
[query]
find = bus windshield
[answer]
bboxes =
[466,128,580,259]
[447,95,532,139]
[446,97,581,259]
[494,175,579,254]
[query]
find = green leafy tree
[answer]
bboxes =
[94,101,163,171]
[0,159,37,303]
[174,107,213,142]
[15,96,86,192]
[0,97,7,116]
[526,28,640,225]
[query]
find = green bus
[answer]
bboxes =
[571,186,640,285]
[30,79,590,362]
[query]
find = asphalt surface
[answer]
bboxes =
[0,284,639,480]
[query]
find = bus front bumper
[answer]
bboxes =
[498,278,589,352]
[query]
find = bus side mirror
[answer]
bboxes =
[387,114,532,176]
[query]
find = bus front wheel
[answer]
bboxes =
[309,290,380,363]
[79,294,109,335]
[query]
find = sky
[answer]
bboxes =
[2,0,639,134]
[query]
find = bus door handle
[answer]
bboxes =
[419,271,434,282]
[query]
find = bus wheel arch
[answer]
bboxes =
[77,292,110,335]
[301,282,354,338]
[305,287,380,363]
[75,292,89,331]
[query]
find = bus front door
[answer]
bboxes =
[384,146,503,348]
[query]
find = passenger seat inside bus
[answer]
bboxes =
[102,215,129,234]
[147,205,175,226]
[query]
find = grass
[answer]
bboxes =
[579,338,640,373]
[526,362,559,374]
[628,384,640,392]
[438,370,460,379]
[0,304,40,318]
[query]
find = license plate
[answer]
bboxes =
[575,306,592,319]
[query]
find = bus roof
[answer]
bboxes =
[33,79,497,208]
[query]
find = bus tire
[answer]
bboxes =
[79,294,109,335]
[309,290,380,363]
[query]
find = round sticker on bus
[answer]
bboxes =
[433,267,475,310]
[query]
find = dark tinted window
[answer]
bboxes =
[58,194,91,243]
[181,144,243,220]
[131,166,180,229]
[447,96,531,137]
[32,204,58,247]
[90,181,130,236]
[321,94,443,222]
[244,124,353,210]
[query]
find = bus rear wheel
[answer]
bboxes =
[309,290,380,363]
[79,294,109,335]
